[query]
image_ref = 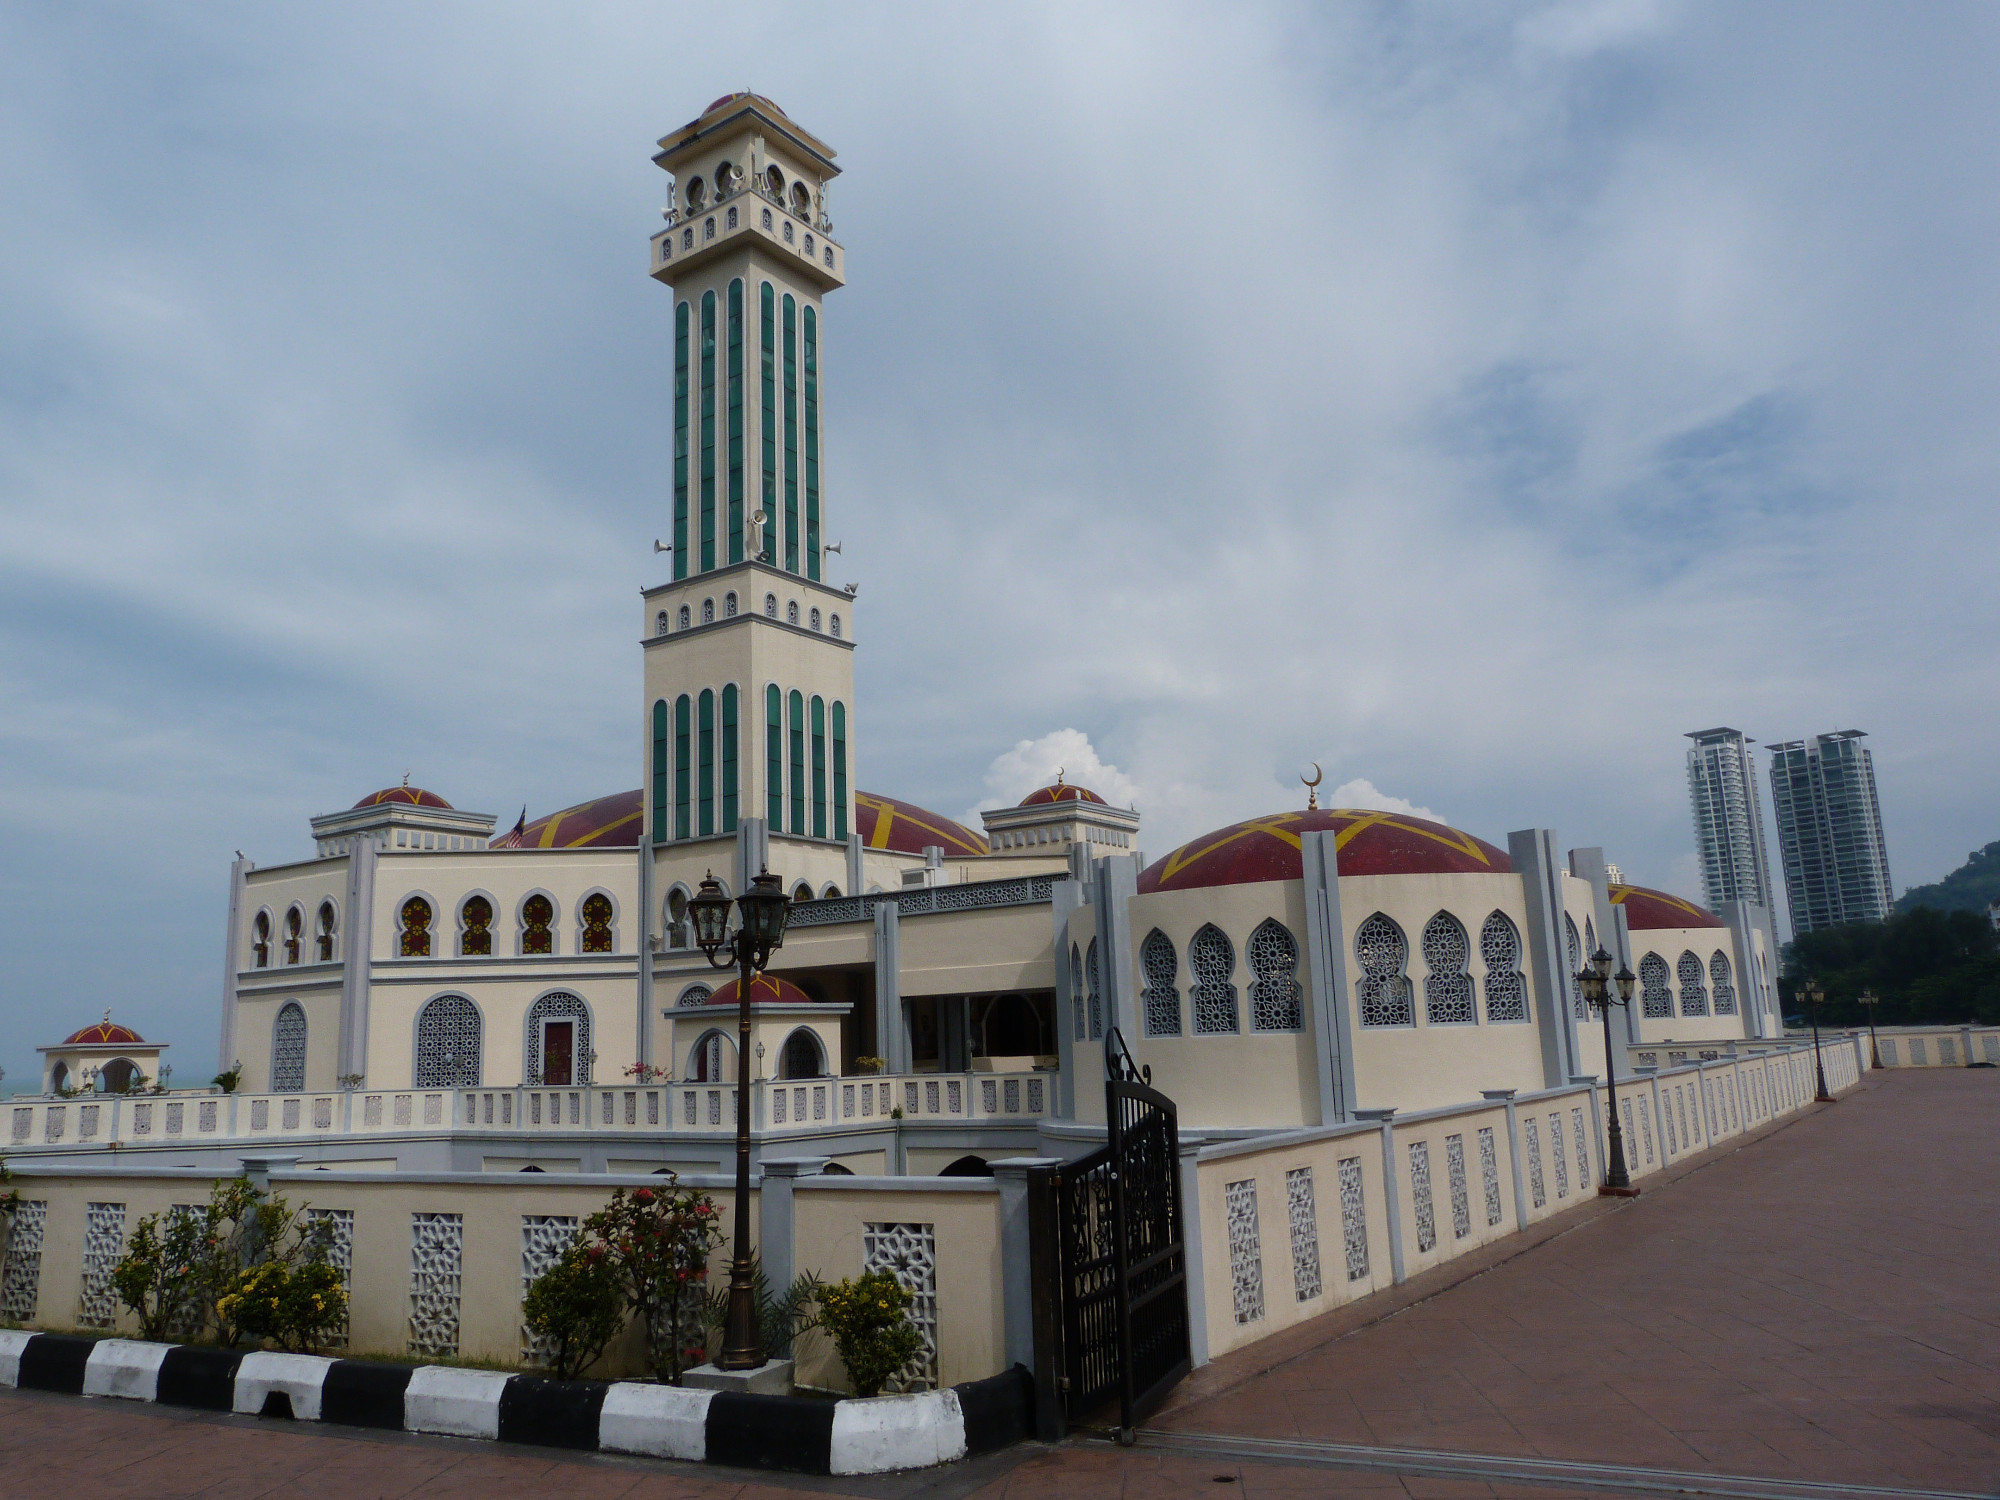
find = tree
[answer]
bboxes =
[1783,907,2000,1027]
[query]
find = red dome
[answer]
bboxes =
[1611,884,1724,930]
[1019,781,1107,807]
[703,974,818,1008]
[856,791,988,857]
[353,784,453,810]
[1140,808,1511,894]
[506,789,643,850]
[63,1021,145,1046]
[703,92,786,119]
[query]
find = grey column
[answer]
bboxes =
[219,856,249,1074]
[1510,829,1578,1089]
[991,1156,1061,1371]
[1486,1089,1528,1229]
[1050,875,1088,1120]
[337,841,377,1082]
[1176,1136,1210,1366]
[637,838,656,1071]
[758,1156,828,1298]
[1093,854,1139,1040]
[1722,900,1763,1043]
[1612,906,1641,1061]
[845,833,863,896]
[1300,831,1354,1124]
[1357,1109,1404,1284]
[873,900,906,1074]
[735,816,769,895]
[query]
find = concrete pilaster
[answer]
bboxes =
[219,857,249,1075]
[872,901,905,1074]
[637,838,656,1070]
[1358,1109,1404,1284]
[1176,1137,1210,1366]
[758,1156,827,1299]
[1301,831,1355,1124]
[337,841,377,1083]
[1511,829,1579,1089]
[1093,854,1139,1041]
[990,1156,1061,1371]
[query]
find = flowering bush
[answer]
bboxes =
[522,1241,626,1380]
[817,1270,924,1397]
[623,1062,668,1084]
[218,1259,347,1352]
[579,1182,724,1383]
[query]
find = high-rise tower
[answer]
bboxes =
[640,95,856,854]
[1767,730,1895,935]
[1685,728,1776,914]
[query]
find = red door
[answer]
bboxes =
[543,1021,574,1086]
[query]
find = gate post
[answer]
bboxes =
[1177,1134,1209,1369]
[1023,1160,1066,1441]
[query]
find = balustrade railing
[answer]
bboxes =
[788,872,1064,928]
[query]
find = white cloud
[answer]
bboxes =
[1327,779,1442,825]
[974,730,1143,819]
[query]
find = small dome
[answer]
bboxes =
[1019,780,1107,807]
[702,92,786,120]
[64,1020,145,1046]
[856,791,988,857]
[703,974,818,1008]
[506,789,643,850]
[1140,808,1511,893]
[1611,884,1725,930]
[353,784,453,811]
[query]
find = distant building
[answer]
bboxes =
[1767,730,1895,935]
[1604,863,1624,887]
[1685,728,1777,915]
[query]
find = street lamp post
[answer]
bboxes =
[689,868,793,1372]
[1801,978,1837,1103]
[1576,946,1640,1195]
[1857,988,1882,1070]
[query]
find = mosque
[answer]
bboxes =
[31,93,1785,1174]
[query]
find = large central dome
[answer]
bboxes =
[1140,808,1511,893]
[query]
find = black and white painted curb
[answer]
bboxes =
[0,1330,1033,1476]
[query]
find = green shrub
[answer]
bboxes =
[701,1257,822,1362]
[816,1270,924,1397]
[522,1242,626,1380]
[577,1182,724,1383]
[218,1259,347,1352]
[110,1209,210,1342]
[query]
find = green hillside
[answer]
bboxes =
[1897,839,2000,917]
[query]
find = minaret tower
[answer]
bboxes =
[640,94,856,866]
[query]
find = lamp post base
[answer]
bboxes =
[682,1358,796,1396]
[1598,1184,1642,1199]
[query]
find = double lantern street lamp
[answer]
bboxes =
[1575,945,1640,1195]
[1857,988,1883,1070]
[689,868,793,1373]
[1799,978,1838,1103]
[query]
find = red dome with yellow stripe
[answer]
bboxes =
[63,1020,146,1046]
[1019,781,1107,807]
[1139,808,1511,893]
[502,789,643,850]
[702,974,818,1008]
[1610,884,1724,929]
[856,792,988,857]
[353,784,452,810]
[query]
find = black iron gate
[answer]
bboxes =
[1033,1027,1191,1440]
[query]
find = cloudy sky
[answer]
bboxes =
[4,1,1996,1086]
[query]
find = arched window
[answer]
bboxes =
[689,1030,731,1082]
[415,994,481,1087]
[810,607,821,632]
[252,911,272,969]
[271,1002,307,1093]
[665,888,691,950]
[1422,912,1474,1024]
[675,982,712,1008]
[520,894,554,956]
[1070,943,1085,1041]
[823,246,834,268]
[316,901,336,962]
[831,702,848,842]
[788,689,806,833]
[1677,950,1708,1016]
[830,613,842,639]
[526,992,592,1086]
[580,894,614,953]
[783,219,794,243]
[779,1028,825,1080]
[810,695,827,838]
[705,215,714,240]
[793,881,815,903]
[725,205,737,231]
[1639,953,1673,1018]
[761,207,773,231]
[720,683,739,832]
[1355,913,1413,1027]
[724,591,738,617]
[1085,937,1103,1039]
[787,599,799,624]
[651,699,670,842]
[1710,950,1737,1015]
[822,884,842,899]
[1140,928,1180,1037]
[803,305,820,580]
[791,181,810,217]
[1248,919,1304,1031]
[459,895,493,956]
[697,688,716,835]
[1189,924,1238,1035]
[765,684,784,826]
[675,694,692,838]
[657,611,670,637]
[1481,912,1528,1022]
[764,593,777,617]
[283,907,303,965]
[1585,918,1597,958]
[674,299,691,576]
[1565,914,1584,1019]
[702,598,715,624]
[399,898,433,958]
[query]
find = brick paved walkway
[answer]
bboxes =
[2,1070,1991,1498]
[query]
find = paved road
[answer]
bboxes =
[3,1070,1992,1499]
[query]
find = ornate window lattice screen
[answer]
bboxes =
[1409,1141,1437,1253]
[1224,1179,1264,1324]
[863,1222,938,1391]
[519,1215,580,1364]
[1140,928,1181,1037]
[525,991,593,1086]
[1248,919,1304,1031]
[676,983,713,1008]
[1285,1167,1321,1302]
[415,995,482,1088]
[1356,913,1413,1027]
[1070,945,1086,1042]
[0,1199,47,1323]
[271,1002,307,1093]
[1677,951,1708,1016]
[1337,1157,1369,1282]
[580,894,615,954]
[1190,925,1239,1035]
[1085,938,1103,1040]
[1709,950,1736,1015]
[1549,1112,1569,1198]
[78,1201,126,1328]
[409,1212,464,1357]
[1478,1126,1502,1226]
[1481,912,1528,1022]
[1639,953,1673,1019]
[1422,912,1474,1025]
[1566,915,1586,1019]
[1571,1107,1590,1185]
[399,897,432,958]
[305,1208,354,1345]
[1445,1134,1472,1240]
[1525,1120,1546,1209]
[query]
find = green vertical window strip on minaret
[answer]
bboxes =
[726,279,744,565]
[699,290,717,573]
[788,689,806,834]
[765,683,783,826]
[804,305,821,582]
[720,684,739,832]
[674,695,692,840]
[651,700,670,843]
[783,294,799,573]
[697,689,715,837]
[673,302,690,580]
[811,695,827,839]
[759,283,777,564]
[831,701,848,842]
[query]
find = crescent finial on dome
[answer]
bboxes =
[1303,762,1323,811]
